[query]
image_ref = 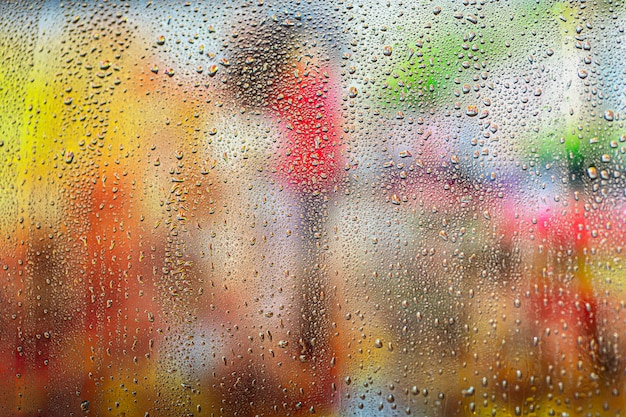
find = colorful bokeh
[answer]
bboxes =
[0,1,625,416]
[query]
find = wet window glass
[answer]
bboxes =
[1,1,625,416]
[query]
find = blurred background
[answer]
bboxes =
[0,0,625,416]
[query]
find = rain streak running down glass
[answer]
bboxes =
[1,1,625,416]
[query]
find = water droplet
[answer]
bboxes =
[604,110,614,121]
[374,339,383,348]
[587,166,598,179]
[578,69,588,79]
[466,105,478,117]
[80,400,90,411]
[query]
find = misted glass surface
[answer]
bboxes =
[1,1,625,416]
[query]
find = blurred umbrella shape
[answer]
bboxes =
[219,16,348,413]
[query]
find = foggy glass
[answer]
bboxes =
[1,1,625,416]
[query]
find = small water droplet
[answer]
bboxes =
[587,166,598,179]
[80,400,90,412]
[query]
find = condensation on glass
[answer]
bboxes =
[0,1,625,416]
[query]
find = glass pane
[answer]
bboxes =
[1,1,625,416]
